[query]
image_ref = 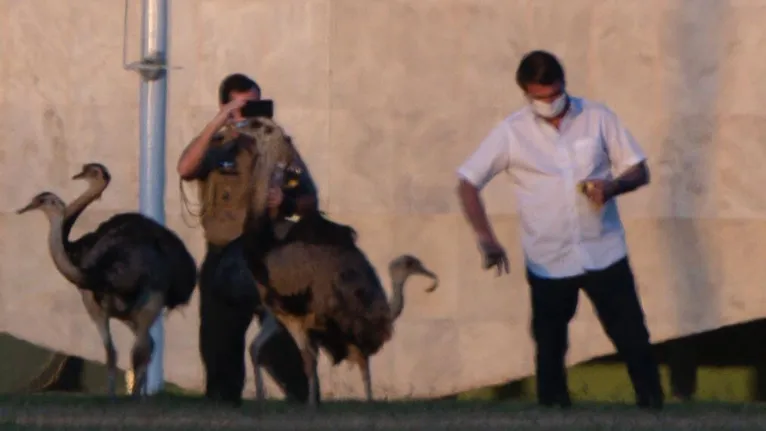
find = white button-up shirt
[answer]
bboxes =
[457,97,647,279]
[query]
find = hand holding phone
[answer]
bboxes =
[240,99,275,119]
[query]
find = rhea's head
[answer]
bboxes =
[16,191,66,218]
[389,254,439,292]
[71,162,111,184]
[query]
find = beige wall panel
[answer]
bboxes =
[3,0,766,399]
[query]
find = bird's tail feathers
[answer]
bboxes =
[330,276,393,356]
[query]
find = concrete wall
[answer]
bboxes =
[2,0,765,400]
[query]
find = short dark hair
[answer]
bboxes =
[218,73,261,104]
[515,50,565,90]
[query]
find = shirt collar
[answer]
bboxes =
[530,95,583,126]
[566,96,583,117]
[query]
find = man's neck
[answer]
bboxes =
[541,98,571,130]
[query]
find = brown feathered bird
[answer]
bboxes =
[230,117,439,407]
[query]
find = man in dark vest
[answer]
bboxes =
[177,73,318,406]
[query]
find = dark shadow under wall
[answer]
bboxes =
[0,332,122,394]
[586,318,766,401]
[447,318,766,402]
[6,319,766,401]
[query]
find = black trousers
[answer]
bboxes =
[198,237,311,405]
[526,257,663,407]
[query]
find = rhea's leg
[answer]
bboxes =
[81,292,117,397]
[305,341,319,408]
[349,346,372,401]
[249,312,280,400]
[281,318,318,408]
[361,358,372,402]
[130,291,164,400]
[131,333,155,399]
[105,336,118,396]
[102,325,118,397]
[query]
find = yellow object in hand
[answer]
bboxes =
[577,181,592,194]
[578,180,603,209]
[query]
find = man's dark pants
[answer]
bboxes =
[198,237,311,406]
[526,257,664,408]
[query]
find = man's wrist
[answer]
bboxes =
[608,176,642,199]
[477,231,496,245]
[606,179,622,200]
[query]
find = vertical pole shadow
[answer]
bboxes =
[659,0,729,398]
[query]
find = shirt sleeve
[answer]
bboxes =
[601,107,647,176]
[456,120,511,190]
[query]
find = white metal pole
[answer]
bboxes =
[133,0,169,395]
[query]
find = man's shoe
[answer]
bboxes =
[205,392,243,408]
[637,393,664,411]
[539,395,572,409]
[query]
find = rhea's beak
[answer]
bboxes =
[71,171,86,180]
[16,202,37,214]
[414,264,439,293]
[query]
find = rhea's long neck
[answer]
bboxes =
[62,181,108,247]
[46,212,84,285]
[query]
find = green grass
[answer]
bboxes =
[3,393,766,431]
[458,363,758,402]
[5,330,766,429]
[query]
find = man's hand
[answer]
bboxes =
[580,179,617,207]
[580,162,650,207]
[267,187,284,209]
[218,98,248,123]
[478,238,510,276]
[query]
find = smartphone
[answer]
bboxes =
[240,99,275,119]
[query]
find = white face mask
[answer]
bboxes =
[530,93,568,119]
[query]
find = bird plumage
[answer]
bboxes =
[17,163,198,396]
[71,212,197,310]
[232,118,438,405]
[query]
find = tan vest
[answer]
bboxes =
[198,132,256,246]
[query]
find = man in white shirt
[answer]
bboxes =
[456,50,664,410]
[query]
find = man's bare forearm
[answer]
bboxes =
[177,114,227,180]
[457,179,497,243]
[610,161,650,198]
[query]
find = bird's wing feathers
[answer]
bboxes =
[263,242,389,314]
[79,237,152,294]
[76,216,172,294]
[263,243,340,297]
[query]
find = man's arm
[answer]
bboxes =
[607,160,649,200]
[457,180,499,244]
[455,121,511,242]
[456,121,512,275]
[177,136,215,181]
[602,107,651,198]
[177,134,227,181]
[177,100,244,180]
